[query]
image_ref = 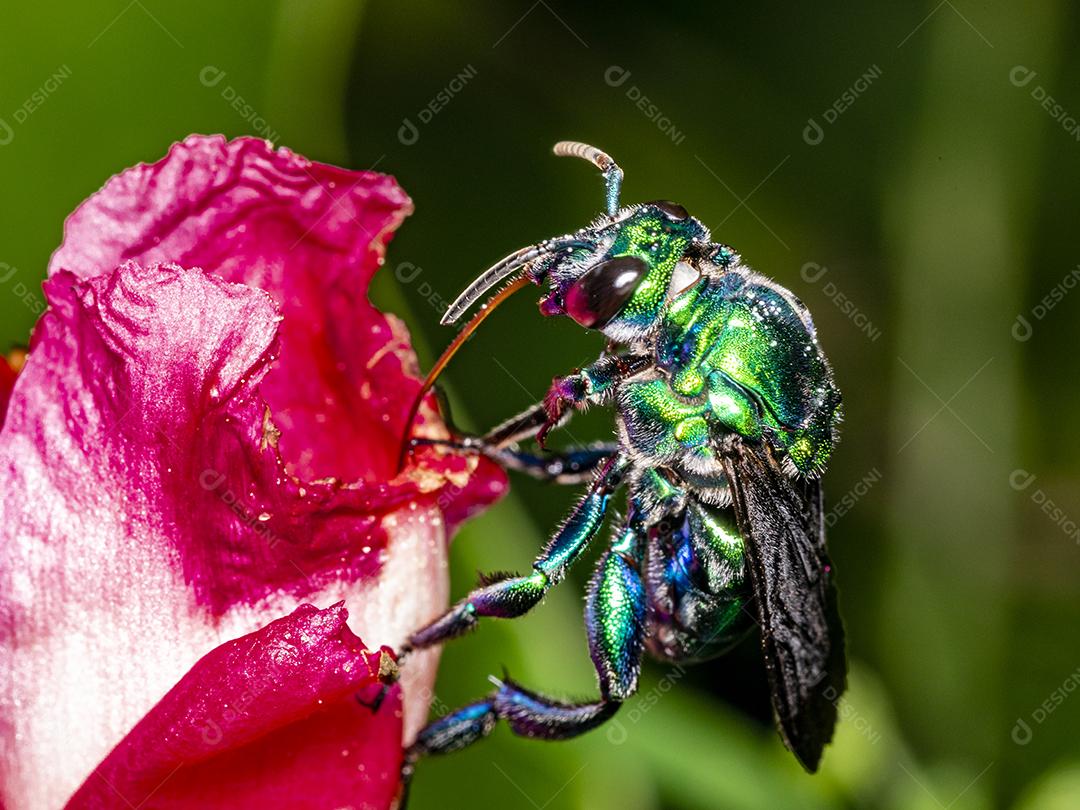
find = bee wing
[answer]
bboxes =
[720,439,846,772]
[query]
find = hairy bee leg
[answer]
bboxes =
[473,353,650,450]
[481,400,568,447]
[405,680,620,760]
[401,523,647,792]
[403,455,628,652]
[415,353,649,457]
[536,360,622,448]
[441,391,575,451]
[398,680,618,804]
[495,355,642,444]
[412,397,600,483]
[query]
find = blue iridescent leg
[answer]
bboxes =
[403,454,628,652]
[402,513,647,784]
[487,444,617,484]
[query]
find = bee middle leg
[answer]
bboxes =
[402,454,628,652]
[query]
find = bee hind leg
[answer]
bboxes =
[401,515,647,793]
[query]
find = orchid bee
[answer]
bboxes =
[397,141,845,796]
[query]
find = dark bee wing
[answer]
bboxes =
[720,438,846,772]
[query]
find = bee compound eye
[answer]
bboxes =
[650,200,690,221]
[564,255,648,328]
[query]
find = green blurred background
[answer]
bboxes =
[3,2,1080,808]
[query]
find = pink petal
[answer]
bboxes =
[47,134,506,516]
[0,262,444,806]
[0,356,13,425]
[64,603,402,809]
[3,136,506,807]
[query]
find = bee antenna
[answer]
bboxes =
[553,140,623,217]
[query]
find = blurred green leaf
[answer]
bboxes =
[1014,763,1080,810]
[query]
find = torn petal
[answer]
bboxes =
[0,262,445,806]
[47,134,505,511]
[64,604,402,809]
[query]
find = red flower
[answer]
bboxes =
[0,136,505,808]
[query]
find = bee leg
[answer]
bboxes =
[487,545,647,740]
[412,399,568,455]
[485,444,617,485]
[401,517,647,793]
[403,520,643,786]
[413,398,606,483]
[440,353,644,450]
[536,353,653,448]
[482,400,571,447]
[399,698,498,801]
[402,455,628,652]
[415,435,617,485]
[414,352,648,456]
[486,520,648,738]
[399,678,619,804]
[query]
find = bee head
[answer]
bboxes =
[530,201,709,340]
[402,142,709,466]
[438,142,708,341]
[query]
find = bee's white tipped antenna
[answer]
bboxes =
[440,141,622,327]
[553,140,624,216]
[553,140,617,172]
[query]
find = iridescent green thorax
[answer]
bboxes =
[620,267,841,475]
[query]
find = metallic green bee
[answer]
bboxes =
[399,141,845,788]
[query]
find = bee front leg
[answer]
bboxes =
[412,403,617,484]
[415,436,616,484]
[536,352,649,448]
[536,375,586,449]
